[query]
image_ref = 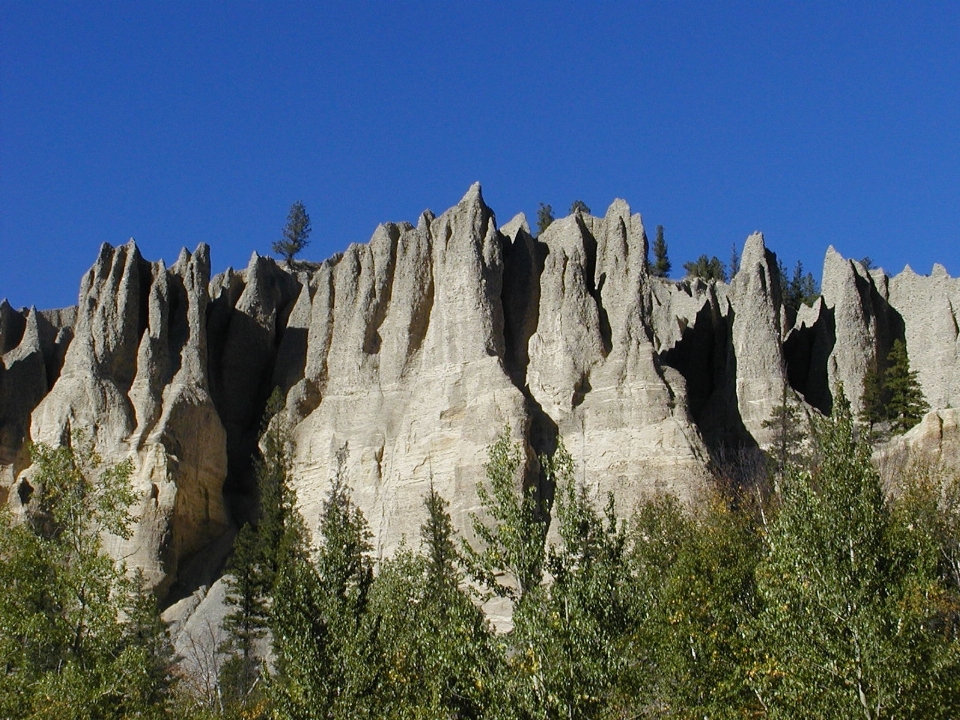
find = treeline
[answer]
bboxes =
[1,390,959,718]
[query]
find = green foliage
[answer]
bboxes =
[778,259,820,313]
[272,200,311,264]
[651,224,671,278]
[536,203,554,236]
[508,445,639,718]
[0,437,173,718]
[651,497,763,717]
[751,391,960,717]
[683,254,727,282]
[860,339,929,437]
[885,339,929,432]
[569,199,591,215]
[762,383,808,481]
[220,388,293,713]
[269,446,381,719]
[371,487,498,718]
[463,428,547,604]
[729,241,741,277]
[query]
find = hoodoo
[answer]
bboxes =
[2,184,958,599]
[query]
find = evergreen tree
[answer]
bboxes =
[371,486,498,718]
[683,254,727,282]
[220,388,293,711]
[884,338,929,432]
[536,203,554,236]
[569,199,591,215]
[510,446,639,718]
[762,382,807,483]
[651,225,671,277]
[270,446,381,719]
[273,200,311,264]
[730,241,741,277]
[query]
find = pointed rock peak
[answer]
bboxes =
[96,242,115,264]
[177,247,191,266]
[0,298,10,313]
[460,181,483,205]
[604,198,631,221]
[417,209,434,235]
[822,245,851,278]
[902,263,917,277]
[933,263,950,278]
[455,182,492,218]
[740,231,767,266]
[500,212,530,240]
[125,237,138,249]
[247,251,263,269]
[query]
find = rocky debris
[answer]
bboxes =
[4,186,960,603]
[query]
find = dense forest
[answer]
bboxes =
[0,386,958,719]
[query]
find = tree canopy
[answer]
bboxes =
[272,200,311,264]
[651,225,671,278]
[683,254,727,282]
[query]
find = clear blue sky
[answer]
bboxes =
[2,2,959,310]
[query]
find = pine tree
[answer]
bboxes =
[683,254,727,282]
[569,199,591,215]
[220,388,293,710]
[729,242,741,277]
[371,486,498,717]
[762,382,807,483]
[536,203,554,236]
[511,445,639,718]
[651,225,671,277]
[270,446,382,719]
[884,338,929,432]
[272,200,311,264]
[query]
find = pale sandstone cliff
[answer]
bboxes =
[2,184,958,603]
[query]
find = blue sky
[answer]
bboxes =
[2,2,959,310]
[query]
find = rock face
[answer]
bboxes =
[2,185,959,601]
[20,241,229,595]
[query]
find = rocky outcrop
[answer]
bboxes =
[3,185,960,601]
[526,201,711,505]
[888,265,960,411]
[285,185,530,555]
[876,409,960,490]
[23,241,230,594]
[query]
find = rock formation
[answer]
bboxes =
[2,184,959,604]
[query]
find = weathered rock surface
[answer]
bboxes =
[20,241,230,594]
[876,409,960,490]
[3,185,960,604]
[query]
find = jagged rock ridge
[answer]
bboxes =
[2,183,959,601]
